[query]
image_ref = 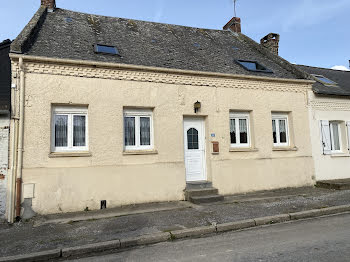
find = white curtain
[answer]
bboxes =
[272,120,277,143]
[239,119,248,143]
[230,119,236,144]
[279,120,287,143]
[124,117,135,146]
[140,117,150,145]
[55,115,68,147]
[73,115,86,146]
[332,123,340,150]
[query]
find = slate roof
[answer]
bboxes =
[0,39,12,111]
[297,65,350,96]
[11,7,309,80]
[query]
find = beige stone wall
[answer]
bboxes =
[12,60,314,214]
[308,91,350,181]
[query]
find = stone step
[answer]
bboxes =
[316,179,350,190]
[186,181,213,190]
[189,194,224,204]
[185,188,219,200]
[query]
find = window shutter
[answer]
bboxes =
[320,120,331,154]
[347,122,350,151]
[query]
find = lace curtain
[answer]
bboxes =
[73,115,86,146]
[140,117,150,145]
[124,117,135,146]
[55,115,68,147]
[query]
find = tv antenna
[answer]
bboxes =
[233,0,238,17]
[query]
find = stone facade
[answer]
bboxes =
[0,113,9,219]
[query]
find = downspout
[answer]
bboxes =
[7,64,19,223]
[15,57,25,219]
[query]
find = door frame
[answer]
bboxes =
[183,117,207,182]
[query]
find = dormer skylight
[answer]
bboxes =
[95,44,120,55]
[311,74,337,86]
[236,60,272,73]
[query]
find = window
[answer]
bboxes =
[311,74,337,86]
[330,122,341,152]
[236,60,272,73]
[272,114,289,147]
[187,128,199,150]
[320,120,343,154]
[124,109,153,150]
[230,112,250,148]
[94,44,120,55]
[52,106,88,152]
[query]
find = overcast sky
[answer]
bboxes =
[1,0,349,70]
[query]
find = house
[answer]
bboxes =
[0,39,11,220]
[297,64,350,181]
[6,0,316,222]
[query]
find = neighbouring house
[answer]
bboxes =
[0,39,11,220]
[6,0,316,222]
[297,64,350,181]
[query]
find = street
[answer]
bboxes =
[71,213,350,262]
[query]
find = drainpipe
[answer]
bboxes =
[7,64,19,223]
[15,57,25,219]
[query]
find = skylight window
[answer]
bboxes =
[236,60,272,73]
[312,74,337,86]
[95,44,120,55]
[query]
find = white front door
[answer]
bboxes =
[184,118,206,182]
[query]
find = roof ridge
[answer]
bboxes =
[297,64,350,73]
[56,7,230,33]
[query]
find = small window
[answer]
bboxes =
[52,106,88,152]
[95,44,120,55]
[236,60,272,73]
[124,109,153,151]
[312,74,337,86]
[187,128,199,150]
[272,114,289,147]
[330,121,341,152]
[230,112,250,148]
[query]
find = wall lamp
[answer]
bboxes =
[194,101,201,113]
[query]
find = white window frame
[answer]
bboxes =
[347,122,350,151]
[51,106,89,152]
[272,114,290,147]
[229,112,250,148]
[124,109,154,151]
[329,121,342,153]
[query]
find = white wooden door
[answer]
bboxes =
[184,118,206,182]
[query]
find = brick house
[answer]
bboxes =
[5,0,315,222]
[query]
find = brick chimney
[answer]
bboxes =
[41,0,56,10]
[260,33,280,56]
[223,17,241,33]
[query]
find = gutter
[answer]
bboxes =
[9,53,315,86]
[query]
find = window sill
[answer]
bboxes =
[272,146,298,152]
[229,148,259,152]
[123,150,158,155]
[330,153,350,158]
[49,151,92,158]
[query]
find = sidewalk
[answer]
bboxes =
[1,187,350,259]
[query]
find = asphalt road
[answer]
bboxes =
[71,213,350,262]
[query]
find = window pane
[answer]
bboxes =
[239,119,248,144]
[272,120,277,143]
[55,115,68,147]
[187,128,199,150]
[73,115,86,147]
[140,117,151,146]
[331,123,340,150]
[230,119,236,144]
[279,119,287,143]
[124,117,135,146]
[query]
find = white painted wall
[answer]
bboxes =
[0,113,10,219]
[309,91,350,181]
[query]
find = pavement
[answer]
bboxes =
[1,187,350,261]
[74,212,350,262]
